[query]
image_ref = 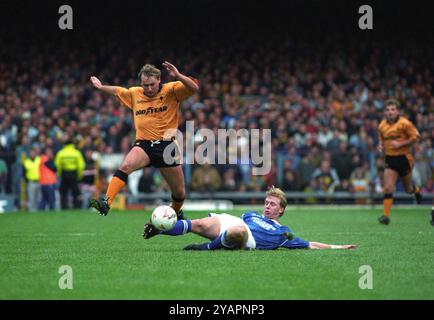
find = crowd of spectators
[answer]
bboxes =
[0,11,433,208]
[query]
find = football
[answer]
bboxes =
[151,205,177,231]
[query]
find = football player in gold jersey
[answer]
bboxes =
[89,62,199,218]
[377,99,422,225]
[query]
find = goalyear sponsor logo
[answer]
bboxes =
[135,105,168,115]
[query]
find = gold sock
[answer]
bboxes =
[383,198,393,217]
[106,176,126,206]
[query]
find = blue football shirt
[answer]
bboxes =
[242,211,310,250]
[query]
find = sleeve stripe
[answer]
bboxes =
[280,240,289,247]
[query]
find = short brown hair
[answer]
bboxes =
[385,98,400,108]
[138,64,161,80]
[266,186,287,214]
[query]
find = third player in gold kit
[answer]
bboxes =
[377,99,422,225]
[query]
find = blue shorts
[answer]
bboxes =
[281,236,310,249]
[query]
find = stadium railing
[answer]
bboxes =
[130,191,433,205]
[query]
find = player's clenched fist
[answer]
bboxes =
[90,76,102,89]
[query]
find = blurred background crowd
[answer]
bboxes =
[0,0,432,209]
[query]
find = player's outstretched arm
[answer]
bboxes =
[308,241,357,250]
[162,61,199,93]
[90,76,118,95]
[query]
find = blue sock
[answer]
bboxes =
[161,220,192,236]
[198,231,238,250]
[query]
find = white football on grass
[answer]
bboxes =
[151,205,177,231]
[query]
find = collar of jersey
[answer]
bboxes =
[142,83,164,100]
[261,214,282,226]
[386,115,400,124]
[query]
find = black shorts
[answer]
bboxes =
[132,140,181,168]
[384,155,413,177]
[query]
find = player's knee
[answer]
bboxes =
[192,219,208,233]
[383,186,394,194]
[172,188,185,201]
[119,162,133,174]
[404,185,414,193]
[226,225,248,247]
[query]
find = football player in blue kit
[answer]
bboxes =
[143,186,357,250]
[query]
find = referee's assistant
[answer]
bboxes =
[55,136,85,209]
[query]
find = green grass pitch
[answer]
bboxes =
[0,207,433,300]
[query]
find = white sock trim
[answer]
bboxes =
[182,220,188,234]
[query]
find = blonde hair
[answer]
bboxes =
[266,186,287,214]
[138,64,161,80]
